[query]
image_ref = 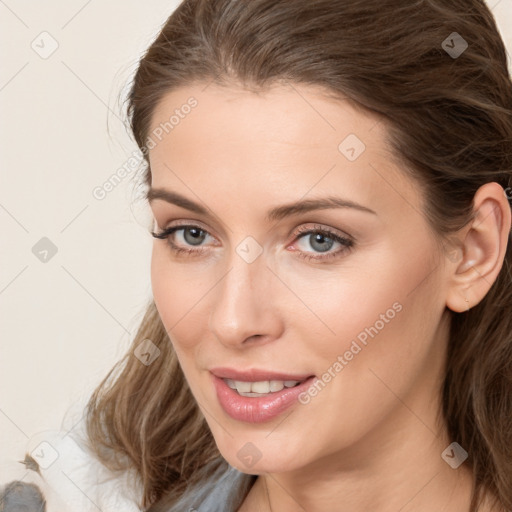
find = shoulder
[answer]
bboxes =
[150,463,256,512]
[1,427,144,512]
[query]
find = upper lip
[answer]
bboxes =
[210,367,315,382]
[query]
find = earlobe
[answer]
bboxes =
[445,182,511,313]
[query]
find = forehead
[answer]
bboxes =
[149,82,376,152]
[147,83,424,220]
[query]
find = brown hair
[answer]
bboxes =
[85,0,512,510]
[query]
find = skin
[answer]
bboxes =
[147,83,511,512]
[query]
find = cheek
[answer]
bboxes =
[150,251,203,387]
[151,248,175,326]
[150,245,224,368]
[282,235,443,405]
[297,245,444,436]
[150,247,198,350]
[269,248,426,363]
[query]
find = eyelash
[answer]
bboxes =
[150,223,354,262]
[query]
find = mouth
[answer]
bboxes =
[210,368,316,423]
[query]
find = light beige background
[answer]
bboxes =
[1,0,511,482]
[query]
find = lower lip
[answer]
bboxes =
[211,374,316,423]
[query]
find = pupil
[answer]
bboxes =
[185,227,205,245]
[311,233,333,253]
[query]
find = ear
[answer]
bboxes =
[445,182,512,313]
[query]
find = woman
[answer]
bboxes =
[85,0,512,511]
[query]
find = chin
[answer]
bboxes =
[215,436,311,475]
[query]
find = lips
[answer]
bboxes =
[210,367,313,382]
[210,367,316,423]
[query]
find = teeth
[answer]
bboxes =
[269,380,284,392]
[235,381,252,393]
[225,379,237,390]
[251,381,270,393]
[224,379,302,395]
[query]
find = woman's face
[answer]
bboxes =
[148,83,453,475]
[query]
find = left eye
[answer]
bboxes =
[151,224,354,261]
[172,226,210,246]
[291,226,354,261]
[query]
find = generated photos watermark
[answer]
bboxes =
[298,301,403,404]
[92,96,198,201]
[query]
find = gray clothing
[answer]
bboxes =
[148,461,257,512]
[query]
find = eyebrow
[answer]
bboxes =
[146,187,377,222]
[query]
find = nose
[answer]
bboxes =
[208,248,283,349]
